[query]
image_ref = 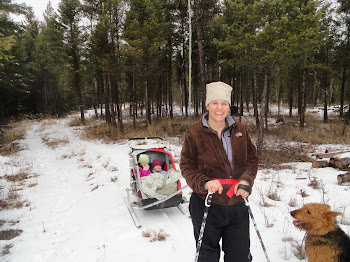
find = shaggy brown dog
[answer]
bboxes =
[290,203,350,262]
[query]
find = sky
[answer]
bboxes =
[12,0,340,22]
[13,0,61,21]
[1,106,350,261]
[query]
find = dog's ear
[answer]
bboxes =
[326,211,344,220]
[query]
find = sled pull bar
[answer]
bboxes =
[128,137,163,141]
[136,185,189,210]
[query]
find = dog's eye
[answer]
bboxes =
[307,210,311,214]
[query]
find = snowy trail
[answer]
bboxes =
[2,118,195,262]
[1,114,350,262]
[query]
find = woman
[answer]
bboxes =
[180,81,258,262]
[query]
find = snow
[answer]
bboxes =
[1,110,350,262]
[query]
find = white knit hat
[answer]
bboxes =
[205,81,232,106]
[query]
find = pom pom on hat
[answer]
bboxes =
[152,159,162,168]
[138,154,149,163]
[205,81,232,106]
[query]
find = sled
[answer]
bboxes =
[124,137,188,228]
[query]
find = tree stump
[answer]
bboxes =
[337,172,350,185]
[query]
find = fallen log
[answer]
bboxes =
[337,172,350,185]
[312,159,329,168]
[312,150,350,159]
[329,157,350,170]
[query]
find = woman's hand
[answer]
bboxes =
[204,180,223,194]
[234,180,250,198]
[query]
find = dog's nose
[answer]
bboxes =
[290,211,295,216]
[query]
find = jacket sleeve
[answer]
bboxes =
[238,128,258,187]
[180,129,210,193]
[139,167,151,178]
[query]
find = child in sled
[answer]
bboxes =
[140,158,182,199]
[151,159,166,175]
[138,154,151,177]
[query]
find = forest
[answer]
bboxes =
[1,0,349,133]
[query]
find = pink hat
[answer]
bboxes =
[152,159,162,169]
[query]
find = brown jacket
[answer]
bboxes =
[180,118,258,205]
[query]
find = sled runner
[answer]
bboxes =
[124,137,188,228]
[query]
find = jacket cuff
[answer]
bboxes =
[200,179,212,192]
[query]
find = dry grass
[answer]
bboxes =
[288,197,298,207]
[259,145,312,170]
[40,119,57,126]
[0,229,22,240]
[0,142,22,156]
[0,170,35,211]
[68,116,98,127]
[41,136,69,149]
[68,117,85,127]
[83,116,200,142]
[4,172,30,183]
[2,244,13,256]
[142,228,168,242]
[90,184,99,191]
[0,193,25,210]
[0,122,27,156]
[254,115,350,145]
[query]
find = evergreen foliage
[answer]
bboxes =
[0,0,349,145]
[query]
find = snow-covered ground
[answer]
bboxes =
[1,108,350,262]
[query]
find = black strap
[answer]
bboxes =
[238,184,252,195]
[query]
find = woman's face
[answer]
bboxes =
[206,99,230,124]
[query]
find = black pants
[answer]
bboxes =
[190,193,252,262]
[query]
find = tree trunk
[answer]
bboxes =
[340,64,346,116]
[193,63,199,115]
[194,0,206,114]
[252,71,259,128]
[245,70,250,112]
[323,70,328,123]
[103,72,111,124]
[288,84,293,117]
[108,73,117,126]
[257,71,269,156]
[277,84,282,117]
[132,57,136,129]
[145,78,151,126]
[299,70,306,128]
[312,159,329,168]
[265,80,269,131]
[93,78,98,119]
[239,68,243,122]
[72,42,84,122]
[182,43,188,117]
[168,47,173,118]
[232,66,236,107]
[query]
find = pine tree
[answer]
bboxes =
[59,0,85,122]
[123,0,167,126]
